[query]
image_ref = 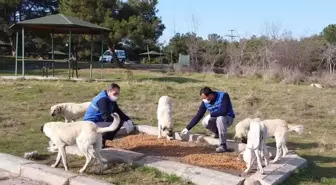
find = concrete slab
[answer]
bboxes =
[135,125,157,135]
[21,163,77,185]
[0,75,85,81]
[100,148,145,163]
[66,146,145,163]
[0,169,12,180]
[69,176,114,185]
[135,156,245,185]
[0,153,32,174]
[249,154,307,185]
[0,169,47,185]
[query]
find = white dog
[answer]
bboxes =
[157,96,174,140]
[239,118,269,174]
[50,102,91,122]
[234,118,304,163]
[41,113,120,174]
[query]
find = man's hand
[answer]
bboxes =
[124,120,134,134]
[181,128,189,135]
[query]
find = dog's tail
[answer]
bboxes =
[96,113,121,133]
[287,124,304,135]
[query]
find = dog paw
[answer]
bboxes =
[157,136,162,139]
[270,160,277,164]
[50,164,56,168]
[79,169,84,173]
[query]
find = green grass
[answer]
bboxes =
[0,68,336,185]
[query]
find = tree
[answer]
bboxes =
[0,0,59,56]
[59,0,165,64]
[322,24,336,44]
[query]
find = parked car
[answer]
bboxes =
[99,49,127,63]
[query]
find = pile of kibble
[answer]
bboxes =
[107,134,245,172]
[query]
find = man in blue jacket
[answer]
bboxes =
[84,83,133,148]
[181,87,235,153]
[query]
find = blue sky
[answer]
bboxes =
[157,0,336,44]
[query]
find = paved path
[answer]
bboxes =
[0,169,47,185]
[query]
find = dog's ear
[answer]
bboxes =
[40,125,44,133]
[57,106,62,113]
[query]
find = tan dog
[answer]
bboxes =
[41,113,120,174]
[234,118,304,163]
[157,96,174,140]
[50,102,91,122]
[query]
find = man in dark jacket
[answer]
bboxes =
[181,87,235,153]
[84,83,133,148]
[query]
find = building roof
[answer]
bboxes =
[10,13,111,34]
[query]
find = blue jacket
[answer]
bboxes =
[84,90,130,123]
[186,91,235,130]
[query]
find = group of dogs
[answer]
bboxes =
[41,95,304,175]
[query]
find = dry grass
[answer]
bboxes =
[0,68,336,185]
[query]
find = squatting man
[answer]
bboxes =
[83,83,134,148]
[181,87,235,153]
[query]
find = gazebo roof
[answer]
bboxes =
[10,13,111,34]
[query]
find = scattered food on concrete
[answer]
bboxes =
[107,133,245,173]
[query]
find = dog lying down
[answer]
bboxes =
[238,118,269,174]
[157,95,174,140]
[234,118,304,163]
[50,102,91,123]
[41,113,121,174]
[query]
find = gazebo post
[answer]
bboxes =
[15,31,18,76]
[22,27,25,77]
[90,34,93,79]
[51,31,54,77]
[68,30,72,79]
[100,40,104,79]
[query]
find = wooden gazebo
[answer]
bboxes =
[10,13,111,79]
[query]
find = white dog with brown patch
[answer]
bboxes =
[234,118,304,163]
[157,96,174,140]
[41,113,120,174]
[50,102,91,122]
[240,118,269,174]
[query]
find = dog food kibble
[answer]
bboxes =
[106,134,245,173]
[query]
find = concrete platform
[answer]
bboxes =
[0,75,112,82]
[0,153,114,185]
[133,124,307,185]
[0,169,47,185]
[66,146,244,185]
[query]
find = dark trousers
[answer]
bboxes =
[201,114,234,145]
[96,119,124,145]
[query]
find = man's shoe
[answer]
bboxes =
[216,144,228,153]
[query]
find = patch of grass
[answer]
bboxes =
[38,154,192,185]
[0,68,336,184]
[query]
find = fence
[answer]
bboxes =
[0,57,170,80]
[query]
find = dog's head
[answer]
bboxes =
[162,126,174,137]
[233,118,250,143]
[50,104,62,117]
